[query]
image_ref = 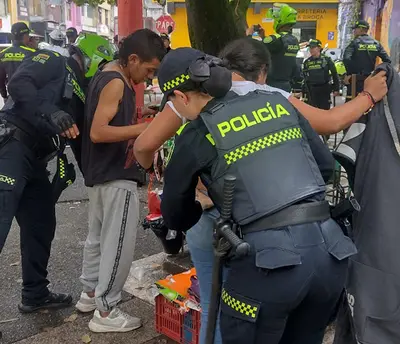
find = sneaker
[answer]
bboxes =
[76,292,97,313]
[88,308,142,333]
[18,292,72,313]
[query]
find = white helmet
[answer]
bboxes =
[49,29,65,42]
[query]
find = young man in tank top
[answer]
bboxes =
[77,29,166,333]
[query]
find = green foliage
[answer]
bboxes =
[72,0,116,6]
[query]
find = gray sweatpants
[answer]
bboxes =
[80,180,139,312]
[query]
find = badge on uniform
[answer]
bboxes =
[32,53,50,64]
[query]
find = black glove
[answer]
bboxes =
[49,110,76,133]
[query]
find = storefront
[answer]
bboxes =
[167,0,339,48]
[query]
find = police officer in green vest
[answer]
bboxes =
[343,19,390,101]
[303,39,340,110]
[0,22,36,105]
[156,47,357,343]
[248,3,300,92]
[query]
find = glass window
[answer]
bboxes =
[293,21,317,42]
[98,8,102,24]
[105,9,109,26]
[87,5,94,18]
[29,0,42,16]
[0,0,7,17]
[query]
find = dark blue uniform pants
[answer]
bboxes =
[0,138,56,303]
[220,220,350,344]
[308,83,332,110]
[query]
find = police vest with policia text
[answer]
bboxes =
[303,56,330,85]
[200,90,326,226]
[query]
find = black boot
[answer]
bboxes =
[18,292,72,313]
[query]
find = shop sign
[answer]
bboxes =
[297,9,327,21]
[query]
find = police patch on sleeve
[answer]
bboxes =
[32,53,50,64]
[263,36,273,44]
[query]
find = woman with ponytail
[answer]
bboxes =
[134,39,387,344]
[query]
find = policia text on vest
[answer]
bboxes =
[161,89,357,343]
[217,102,291,138]
[303,54,339,110]
[343,34,390,100]
[0,44,36,100]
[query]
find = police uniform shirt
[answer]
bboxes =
[6,50,85,136]
[343,34,391,75]
[0,43,36,98]
[303,55,340,91]
[160,90,334,232]
[263,32,300,82]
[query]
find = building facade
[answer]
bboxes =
[362,0,400,53]
[167,0,339,48]
[6,1,116,40]
[97,2,113,39]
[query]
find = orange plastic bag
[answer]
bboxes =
[156,268,197,300]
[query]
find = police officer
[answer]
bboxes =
[160,33,171,53]
[157,47,357,343]
[303,39,340,110]
[343,19,391,101]
[40,29,69,57]
[66,27,78,46]
[0,34,114,313]
[0,22,36,105]
[247,3,300,92]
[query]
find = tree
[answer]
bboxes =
[186,0,251,56]
[72,0,116,6]
[72,0,251,56]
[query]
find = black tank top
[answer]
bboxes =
[82,70,143,187]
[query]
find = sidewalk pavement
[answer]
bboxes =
[12,298,171,344]
[8,249,335,344]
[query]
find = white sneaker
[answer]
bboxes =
[75,292,96,313]
[88,308,142,333]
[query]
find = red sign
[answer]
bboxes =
[155,15,175,34]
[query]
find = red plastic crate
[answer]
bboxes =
[155,295,200,344]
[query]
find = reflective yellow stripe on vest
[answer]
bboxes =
[20,45,36,52]
[0,46,11,54]
[176,122,189,135]
[224,127,302,165]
